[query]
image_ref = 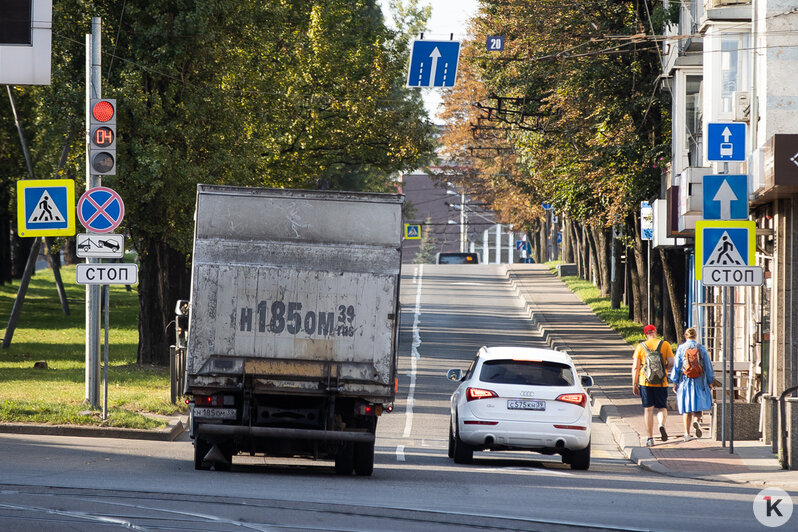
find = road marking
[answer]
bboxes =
[396,445,406,461]
[400,265,423,451]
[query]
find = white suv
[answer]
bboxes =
[447,346,594,470]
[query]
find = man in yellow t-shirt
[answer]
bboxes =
[632,324,674,447]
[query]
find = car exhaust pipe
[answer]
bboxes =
[485,435,495,446]
[555,439,566,449]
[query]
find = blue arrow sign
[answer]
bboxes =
[406,40,461,88]
[707,123,746,161]
[703,174,748,220]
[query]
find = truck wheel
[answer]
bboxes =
[334,443,354,475]
[354,441,375,476]
[194,438,212,471]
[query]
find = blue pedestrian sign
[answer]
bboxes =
[77,186,125,233]
[404,223,421,239]
[695,220,755,280]
[703,175,748,220]
[16,179,76,237]
[707,123,746,161]
[406,40,461,88]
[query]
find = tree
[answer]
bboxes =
[414,218,437,263]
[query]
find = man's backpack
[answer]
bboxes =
[641,339,666,385]
[683,347,704,379]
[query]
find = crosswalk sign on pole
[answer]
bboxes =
[16,179,76,237]
[695,220,755,280]
[404,224,421,239]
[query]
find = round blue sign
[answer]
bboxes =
[77,186,125,233]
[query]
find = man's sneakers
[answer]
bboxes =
[693,420,703,438]
[646,438,655,447]
[659,425,668,442]
[683,434,694,442]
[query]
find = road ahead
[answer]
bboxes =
[0,264,773,531]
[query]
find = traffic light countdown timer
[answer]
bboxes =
[89,99,116,175]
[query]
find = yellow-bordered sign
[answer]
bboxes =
[404,223,421,239]
[695,220,755,280]
[17,179,76,237]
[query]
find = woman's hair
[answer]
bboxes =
[684,327,698,339]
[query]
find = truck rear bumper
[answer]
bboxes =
[197,424,375,443]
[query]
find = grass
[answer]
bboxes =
[545,261,643,346]
[0,264,185,428]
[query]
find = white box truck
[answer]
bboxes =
[177,185,402,475]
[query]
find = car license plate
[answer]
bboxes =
[507,399,545,411]
[193,407,236,420]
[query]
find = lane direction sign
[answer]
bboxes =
[76,233,125,258]
[16,179,76,237]
[695,220,756,280]
[406,40,461,88]
[707,122,746,161]
[78,186,125,233]
[76,263,138,285]
[703,174,748,220]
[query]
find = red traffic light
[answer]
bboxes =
[92,100,115,122]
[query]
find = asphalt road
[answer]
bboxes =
[0,264,775,531]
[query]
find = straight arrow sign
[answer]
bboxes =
[428,47,441,86]
[713,179,738,220]
[703,174,748,220]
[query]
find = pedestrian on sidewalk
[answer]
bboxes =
[670,327,714,441]
[632,324,674,447]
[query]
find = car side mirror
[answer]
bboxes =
[446,369,463,382]
[581,375,594,388]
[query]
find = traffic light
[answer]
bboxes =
[89,99,116,175]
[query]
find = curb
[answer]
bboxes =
[0,418,187,441]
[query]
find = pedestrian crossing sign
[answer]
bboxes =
[404,224,421,240]
[695,220,755,280]
[16,179,76,237]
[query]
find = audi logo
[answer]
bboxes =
[520,391,535,397]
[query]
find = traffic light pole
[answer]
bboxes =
[85,18,102,407]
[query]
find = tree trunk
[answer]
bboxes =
[573,221,585,279]
[533,219,544,264]
[12,232,34,279]
[591,225,611,297]
[660,247,686,341]
[630,215,647,324]
[585,225,600,288]
[651,245,664,332]
[136,238,191,366]
[610,226,624,309]
[562,216,574,263]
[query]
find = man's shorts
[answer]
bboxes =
[640,385,668,409]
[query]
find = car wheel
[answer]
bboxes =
[452,417,474,464]
[569,441,590,470]
[447,420,455,459]
[335,442,354,475]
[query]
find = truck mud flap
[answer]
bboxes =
[197,424,375,443]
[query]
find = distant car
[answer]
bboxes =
[436,252,479,264]
[98,239,120,252]
[447,346,594,470]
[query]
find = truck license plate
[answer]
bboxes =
[193,407,236,420]
[506,400,545,411]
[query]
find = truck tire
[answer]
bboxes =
[334,443,354,475]
[194,438,212,471]
[354,441,375,476]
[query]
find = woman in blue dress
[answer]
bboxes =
[670,327,715,441]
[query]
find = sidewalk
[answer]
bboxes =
[506,263,798,490]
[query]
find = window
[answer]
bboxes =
[685,75,703,167]
[719,33,750,118]
[480,360,575,387]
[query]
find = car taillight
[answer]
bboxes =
[466,387,498,401]
[556,393,587,408]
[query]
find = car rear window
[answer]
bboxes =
[437,252,479,264]
[479,360,574,386]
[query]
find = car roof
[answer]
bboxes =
[478,346,573,366]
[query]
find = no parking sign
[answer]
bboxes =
[77,186,124,233]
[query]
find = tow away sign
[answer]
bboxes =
[76,263,138,285]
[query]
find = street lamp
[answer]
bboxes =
[447,189,467,252]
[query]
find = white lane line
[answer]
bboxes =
[396,445,406,462]
[400,265,423,448]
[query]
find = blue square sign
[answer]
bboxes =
[406,40,461,88]
[703,175,748,220]
[707,123,746,161]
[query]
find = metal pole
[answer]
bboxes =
[460,191,465,253]
[86,18,103,407]
[545,211,550,262]
[483,229,488,264]
[729,287,735,454]
[494,224,501,264]
[102,285,110,420]
[647,240,652,324]
[721,286,727,448]
[508,226,513,264]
